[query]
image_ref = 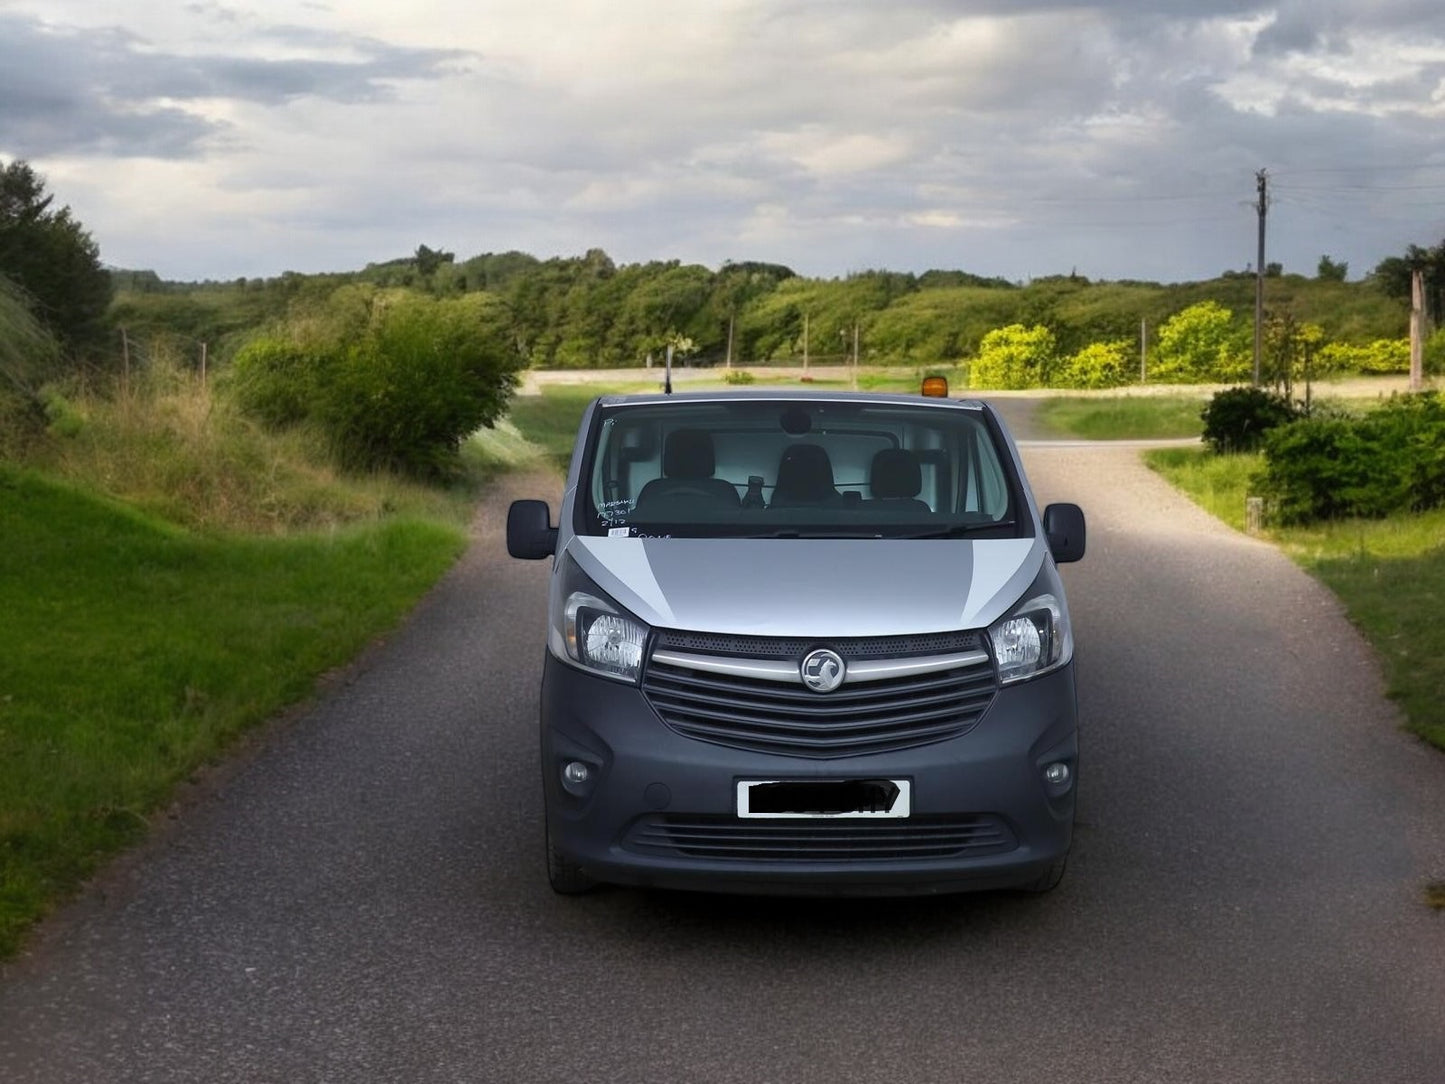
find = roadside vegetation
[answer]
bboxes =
[1036,394,1209,440]
[3,153,1444,957]
[0,162,536,958]
[1147,391,1445,753]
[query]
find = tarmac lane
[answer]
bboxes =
[1,443,1443,1084]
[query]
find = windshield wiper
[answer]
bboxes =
[899,521,1016,539]
[742,529,887,539]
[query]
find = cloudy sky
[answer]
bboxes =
[3,0,1444,284]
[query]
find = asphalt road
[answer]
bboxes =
[2,421,1443,1083]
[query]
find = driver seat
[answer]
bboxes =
[635,429,740,512]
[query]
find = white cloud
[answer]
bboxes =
[1,1,1443,282]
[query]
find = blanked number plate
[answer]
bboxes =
[736,779,911,819]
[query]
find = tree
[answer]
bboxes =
[1373,240,1445,325]
[1150,302,1249,383]
[1061,340,1133,389]
[0,160,113,355]
[0,274,61,403]
[1317,255,1348,283]
[968,324,1057,390]
[232,289,525,476]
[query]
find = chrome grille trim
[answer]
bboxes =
[649,649,990,686]
[642,641,999,758]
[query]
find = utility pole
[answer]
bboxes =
[1253,168,1268,386]
[1139,317,1147,383]
[725,314,734,371]
[802,312,809,372]
[852,323,860,391]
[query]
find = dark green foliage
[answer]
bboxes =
[114,246,1420,377]
[232,291,524,476]
[0,275,61,403]
[1201,386,1299,453]
[230,339,323,427]
[0,160,113,356]
[1257,393,1445,523]
[1372,238,1445,327]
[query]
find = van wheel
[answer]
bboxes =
[546,826,597,895]
[1021,853,1068,894]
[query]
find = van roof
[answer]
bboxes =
[594,388,993,411]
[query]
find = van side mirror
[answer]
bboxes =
[507,500,558,560]
[1042,503,1086,563]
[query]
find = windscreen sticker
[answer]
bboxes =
[607,526,632,538]
[598,498,636,526]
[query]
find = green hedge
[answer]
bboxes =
[1257,392,1445,523]
[231,291,523,476]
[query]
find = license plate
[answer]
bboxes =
[735,779,911,819]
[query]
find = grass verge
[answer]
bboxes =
[1146,447,1445,752]
[1037,394,1207,440]
[0,464,467,957]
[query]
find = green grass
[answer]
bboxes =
[19,368,487,535]
[506,385,635,472]
[1037,395,1208,440]
[0,464,466,956]
[1146,446,1445,751]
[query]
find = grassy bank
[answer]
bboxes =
[0,362,516,957]
[0,465,468,957]
[1147,447,1445,752]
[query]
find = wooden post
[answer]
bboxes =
[1410,268,1425,392]
[1246,497,1264,534]
[1139,317,1147,383]
[852,323,859,390]
[200,341,208,388]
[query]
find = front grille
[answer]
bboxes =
[642,633,998,758]
[623,814,1017,862]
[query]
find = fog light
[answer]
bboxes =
[562,761,592,786]
[1044,762,1071,786]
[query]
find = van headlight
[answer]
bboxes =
[989,592,1071,685]
[552,559,650,683]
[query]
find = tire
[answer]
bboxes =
[546,824,597,895]
[1020,853,1069,894]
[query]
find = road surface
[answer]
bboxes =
[2,422,1442,1082]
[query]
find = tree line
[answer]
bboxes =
[7,156,1444,385]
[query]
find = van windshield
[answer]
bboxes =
[578,397,1023,540]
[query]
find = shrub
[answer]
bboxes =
[321,294,521,475]
[1150,301,1250,383]
[1060,340,1133,389]
[1257,392,1445,523]
[228,290,524,477]
[968,324,1056,390]
[722,368,755,385]
[1317,339,1411,375]
[230,338,325,428]
[1426,329,1445,375]
[1201,386,1298,453]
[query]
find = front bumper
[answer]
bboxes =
[539,652,1078,897]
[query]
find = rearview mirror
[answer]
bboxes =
[1042,503,1086,564]
[507,500,558,560]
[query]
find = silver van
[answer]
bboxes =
[507,388,1085,896]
